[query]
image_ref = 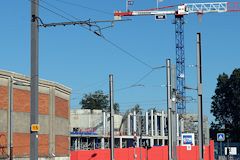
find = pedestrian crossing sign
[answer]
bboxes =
[217,133,225,141]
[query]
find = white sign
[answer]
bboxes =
[187,145,192,150]
[181,133,195,146]
[155,15,166,20]
[217,133,225,141]
[225,147,237,155]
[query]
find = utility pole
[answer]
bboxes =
[30,0,39,160]
[166,59,172,160]
[197,32,204,160]
[140,116,143,160]
[109,74,115,160]
[171,65,177,160]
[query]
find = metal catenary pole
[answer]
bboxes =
[30,0,39,159]
[171,65,177,160]
[197,32,204,160]
[166,59,172,160]
[109,74,115,160]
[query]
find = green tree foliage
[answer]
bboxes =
[80,90,120,114]
[112,103,120,114]
[131,104,143,115]
[210,68,240,141]
[106,102,120,114]
[147,107,158,114]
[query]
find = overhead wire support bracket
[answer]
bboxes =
[38,19,131,28]
[38,19,131,36]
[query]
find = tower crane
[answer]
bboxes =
[114,1,240,114]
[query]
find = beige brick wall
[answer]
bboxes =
[0,132,8,157]
[55,135,69,156]
[13,89,49,115]
[55,97,69,119]
[0,86,8,110]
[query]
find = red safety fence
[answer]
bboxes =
[71,140,214,160]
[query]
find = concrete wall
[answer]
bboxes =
[70,109,123,135]
[0,70,71,159]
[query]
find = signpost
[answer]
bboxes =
[217,133,225,158]
[217,133,225,141]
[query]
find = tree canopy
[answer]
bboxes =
[130,104,143,115]
[210,68,240,141]
[80,90,120,114]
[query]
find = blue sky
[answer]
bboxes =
[1,0,240,123]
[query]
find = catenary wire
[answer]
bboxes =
[115,69,154,92]
[40,0,81,21]
[30,0,72,21]
[30,0,153,70]
[29,0,95,33]
[29,0,158,96]
[100,36,153,69]
[53,0,113,16]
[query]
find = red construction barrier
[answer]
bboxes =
[71,140,215,160]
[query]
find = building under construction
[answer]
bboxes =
[70,109,209,150]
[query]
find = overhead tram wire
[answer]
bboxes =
[30,0,72,22]
[39,0,104,35]
[115,65,165,92]
[30,0,159,96]
[29,0,99,34]
[40,0,82,21]
[30,1,166,106]
[100,37,153,70]
[30,0,153,70]
[53,0,113,16]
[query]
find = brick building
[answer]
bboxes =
[0,70,71,159]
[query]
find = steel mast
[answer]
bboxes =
[114,1,240,113]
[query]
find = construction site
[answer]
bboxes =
[0,0,240,160]
[70,109,209,150]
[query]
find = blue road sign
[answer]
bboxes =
[217,133,225,141]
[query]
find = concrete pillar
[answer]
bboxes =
[120,137,123,148]
[93,139,96,150]
[150,138,154,147]
[133,110,136,133]
[161,110,165,146]
[180,118,184,134]
[128,114,131,136]
[136,137,139,147]
[161,111,165,136]
[177,114,179,146]
[162,139,165,146]
[154,114,158,136]
[157,139,160,146]
[103,111,106,135]
[101,137,105,149]
[88,112,91,128]
[74,138,77,150]
[151,110,154,137]
[7,77,11,156]
[145,112,149,135]
[49,86,55,155]
[78,138,81,150]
